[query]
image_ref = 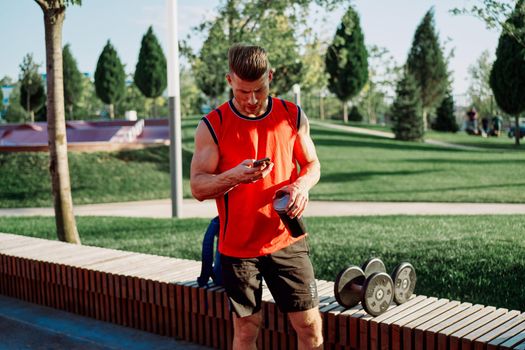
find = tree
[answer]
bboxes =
[134,26,167,117]
[94,40,126,119]
[406,8,448,130]
[325,6,368,122]
[180,68,205,117]
[451,1,525,47]
[348,105,363,122]
[467,50,498,119]
[20,80,46,122]
[62,44,84,120]
[192,9,303,99]
[259,13,304,96]
[433,90,459,132]
[300,38,328,93]
[184,0,344,100]
[357,45,402,124]
[19,54,45,122]
[75,76,104,120]
[391,69,424,141]
[34,0,81,244]
[192,20,228,107]
[490,0,525,146]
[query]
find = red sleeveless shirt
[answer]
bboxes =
[202,97,305,258]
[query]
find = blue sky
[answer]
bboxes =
[0,0,499,96]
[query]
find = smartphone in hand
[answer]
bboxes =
[253,157,271,167]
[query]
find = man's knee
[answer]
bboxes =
[234,313,262,342]
[289,308,323,346]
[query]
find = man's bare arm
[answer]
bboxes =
[190,121,274,201]
[276,112,321,218]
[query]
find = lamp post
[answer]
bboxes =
[292,83,301,106]
[167,0,183,218]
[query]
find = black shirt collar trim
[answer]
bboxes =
[228,96,273,121]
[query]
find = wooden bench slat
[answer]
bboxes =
[399,299,456,350]
[487,322,525,349]
[476,312,525,349]
[464,310,521,342]
[449,308,509,350]
[379,297,438,349]
[368,295,427,349]
[390,298,449,350]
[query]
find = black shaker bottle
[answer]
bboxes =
[273,191,307,237]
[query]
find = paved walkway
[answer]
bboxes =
[0,295,209,350]
[1,198,525,218]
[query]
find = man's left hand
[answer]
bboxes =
[274,184,309,218]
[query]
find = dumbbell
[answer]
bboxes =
[334,265,394,316]
[361,257,417,305]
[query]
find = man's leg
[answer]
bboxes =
[232,311,262,350]
[288,307,323,350]
[263,239,322,349]
[221,254,264,349]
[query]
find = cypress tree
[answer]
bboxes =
[325,6,368,122]
[490,0,525,146]
[433,90,459,132]
[348,105,364,122]
[63,44,84,120]
[94,40,126,119]
[134,26,167,117]
[406,8,448,130]
[391,69,424,141]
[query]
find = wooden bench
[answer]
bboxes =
[0,232,524,349]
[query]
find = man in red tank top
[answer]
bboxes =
[191,44,322,350]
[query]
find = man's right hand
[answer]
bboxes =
[234,159,274,184]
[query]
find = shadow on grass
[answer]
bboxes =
[321,169,439,183]
[312,133,467,153]
[403,158,521,165]
[0,189,51,201]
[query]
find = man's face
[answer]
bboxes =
[226,70,273,117]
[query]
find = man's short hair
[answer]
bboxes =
[228,44,269,81]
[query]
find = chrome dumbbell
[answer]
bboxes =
[361,257,417,305]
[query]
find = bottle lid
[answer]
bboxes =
[273,192,289,213]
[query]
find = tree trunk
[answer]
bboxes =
[42,6,81,244]
[152,98,157,118]
[343,101,348,123]
[26,91,33,123]
[422,108,429,131]
[319,93,325,121]
[67,104,73,120]
[515,114,521,146]
[109,103,114,119]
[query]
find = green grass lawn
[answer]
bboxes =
[0,117,523,208]
[1,215,523,311]
[311,125,524,202]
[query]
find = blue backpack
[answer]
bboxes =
[197,216,222,287]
